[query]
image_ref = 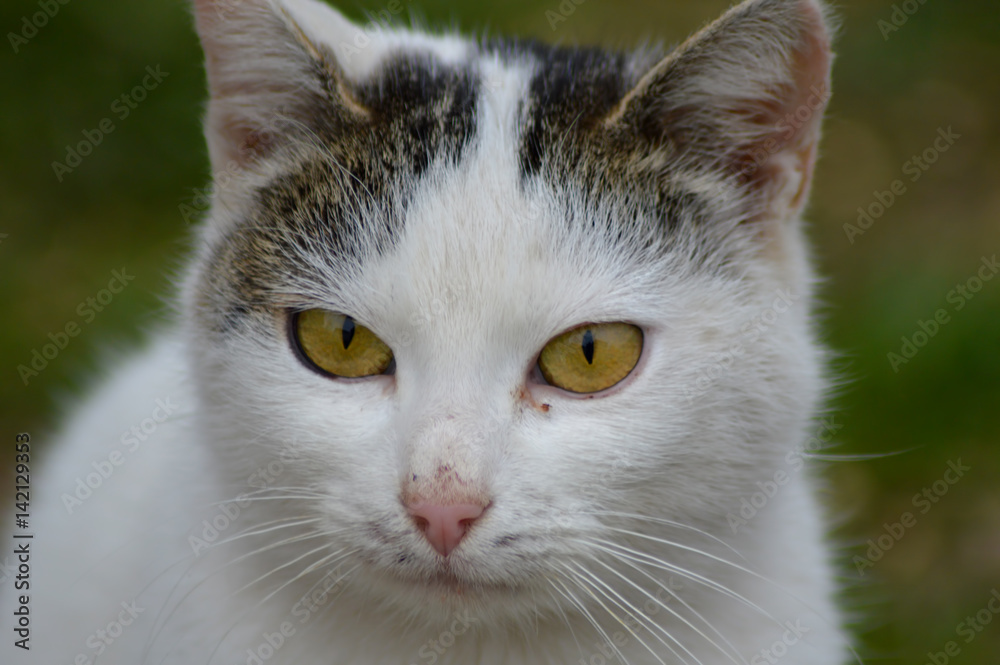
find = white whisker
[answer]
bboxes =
[549,573,632,665]
[587,538,782,629]
[589,556,748,665]
[566,560,683,665]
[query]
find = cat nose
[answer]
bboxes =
[407,501,487,557]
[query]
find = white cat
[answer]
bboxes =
[4,0,851,663]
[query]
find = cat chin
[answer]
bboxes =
[349,567,533,621]
[351,552,555,616]
[366,556,526,594]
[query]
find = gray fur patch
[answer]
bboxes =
[197,53,480,336]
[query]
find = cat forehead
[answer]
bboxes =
[195,32,738,338]
[193,0,833,336]
[254,35,661,197]
[238,48,700,245]
[242,63,633,297]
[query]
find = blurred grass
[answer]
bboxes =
[2,0,998,663]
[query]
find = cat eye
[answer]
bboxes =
[293,309,394,378]
[537,322,643,394]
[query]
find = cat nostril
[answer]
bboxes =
[407,501,488,557]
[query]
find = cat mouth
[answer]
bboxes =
[428,569,474,590]
[418,572,525,602]
[423,557,481,586]
[393,557,522,596]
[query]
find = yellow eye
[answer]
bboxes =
[538,322,643,394]
[294,309,393,378]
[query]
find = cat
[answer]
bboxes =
[3,0,851,663]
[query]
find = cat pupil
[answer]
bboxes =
[582,329,595,365]
[342,316,356,349]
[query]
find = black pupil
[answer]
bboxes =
[342,316,356,349]
[582,329,595,365]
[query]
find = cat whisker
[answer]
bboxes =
[140,518,332,652]
[585,538,782,629]
[586,509,751,562]
[588,556,748,665]
[543,583,585,656]
[597,528,846,635]
[143,527,341,663]
[261,550,361,608]
[213,484,337,501]
[564,560,686,665]
[548,574,634,665]
[802,450,916,462]
[200,550,358,665]
[231,542,344,596]
[211,515,325,546]
[528,583,541,638]
[213,527,343,573]
[261,554,360,651]
[204,549,361,665]
[600,526,764,579]
[195,495,330,512]
[240,484,333,497]
[598,525,806,606]
[596,551,750,665]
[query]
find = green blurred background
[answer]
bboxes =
[1,0,998,662]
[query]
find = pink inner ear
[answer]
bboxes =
[208,101,291,170]
[606,0,834,227]
[733,3,832,192]
[192,0,327,171]
[193,0,370,173]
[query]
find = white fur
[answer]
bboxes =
[2,1,849,663]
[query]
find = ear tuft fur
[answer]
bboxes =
[192,0,369,171]
[606,0,834,223]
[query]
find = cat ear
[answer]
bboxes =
[606,0,833,223]
[192,0,373,171]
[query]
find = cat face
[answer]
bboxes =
[186,0,831,622]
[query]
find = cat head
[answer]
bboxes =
[184,0,832,625]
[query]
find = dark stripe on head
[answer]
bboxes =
[496,40,717,249]
[197,53,480,336]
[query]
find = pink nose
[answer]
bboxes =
[407,501,486,557]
